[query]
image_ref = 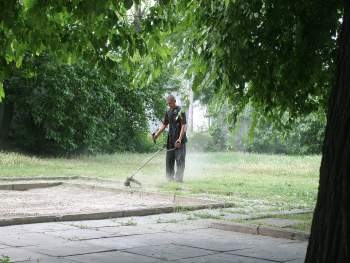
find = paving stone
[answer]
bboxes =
[32,241,111,257]
[18,256,79,263]
[67,250,162,263]
[176,228,298,250]
[285,259,305,263]
[173,236,251,252]
[143,222,209,234]
[254,218,304,228]
[0,215,308,263]
[123,244,215,261]
[96,225,166,236]
[84,232,179,251]
[44,228,113,241]
[84,236,149,250]
[0,244,10,249]
[227,242,307,262]
[18,223,80,233]
[0,247,46,262]
[0,226,26,236]
[0,232,62,247]
[173,253,277,263]
[62,219,121,229]
[102,222,206,237]
[170,229,253,252]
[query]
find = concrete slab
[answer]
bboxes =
[96,222,207,237]
[20,222,80,233]
[0,244,10,249]
[31,242,111,257]
[96,225,166,237]
[173,253,276,263]
[62,219,122,229]
[0,232,63,247]
[84,231,190,251]
[255,218,303,228]
[67,250,162,263]
[123,244,215,261]
[0,215,307,263]
[84,236,150,250]
[227,242,307,262]
[17,256,78,263]
[210,220,309,241]
[171,228,282,252]
[44,228,114,241]
[0,247,46,262]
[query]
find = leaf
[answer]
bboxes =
[0,82,5,102]
[123,0,133,10]
[23,0,37,11]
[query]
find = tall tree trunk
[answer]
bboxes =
[305,2,350,262]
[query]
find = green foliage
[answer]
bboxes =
[3,56,163,155]
[0,0,171,100]
[244,111,326,155]
[0,256,12,263]
[187,132,215,152]
[159,0,342,122]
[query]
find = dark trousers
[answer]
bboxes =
[166,143,186,182]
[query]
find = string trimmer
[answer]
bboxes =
[124,134,176,187]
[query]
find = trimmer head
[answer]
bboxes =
[124,176,142,187]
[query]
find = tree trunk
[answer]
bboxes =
[305,2,350,262]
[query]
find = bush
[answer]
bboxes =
[244,112,326,155]
[3,58,162,155]
[187,132,214,152]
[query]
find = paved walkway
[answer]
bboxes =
[0,214,307,263]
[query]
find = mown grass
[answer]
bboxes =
[237,212,313,232]
[0,151,320,210]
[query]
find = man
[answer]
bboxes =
[153,94,187,182]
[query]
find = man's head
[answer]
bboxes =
[166,94,176,109]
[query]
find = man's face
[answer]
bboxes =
[167,98,176,109]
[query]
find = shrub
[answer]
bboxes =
[3,58,161,155]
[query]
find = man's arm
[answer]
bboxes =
[175,123,187,148]
[154,124,167,139]
[177,124,187,142]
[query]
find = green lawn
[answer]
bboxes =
[0,151,320,211]
[236,212,314,232]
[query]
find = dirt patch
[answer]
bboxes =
[0,183,219,220]
[0,182,62,191]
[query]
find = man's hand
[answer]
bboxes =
[175,139,182,148]
[152,133,157,144]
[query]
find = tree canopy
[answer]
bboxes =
[162,0,342,122]
[0,0,171,100]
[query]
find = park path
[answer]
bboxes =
[0,213,307,263]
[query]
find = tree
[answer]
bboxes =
[156,0,348,261]
[3,55,164,155]
[305,3,350,261]
[0,0,169,100]
[0,0,171,154]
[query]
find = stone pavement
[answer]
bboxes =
[0,213,307,263]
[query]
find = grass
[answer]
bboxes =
[0,151,320,211]
[272,212,313,232]
[235,212,313,232]
[0,256,12,263]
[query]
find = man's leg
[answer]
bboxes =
[166,149,175,181]
[175,143,186,182]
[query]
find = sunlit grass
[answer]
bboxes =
[0,151,320,210]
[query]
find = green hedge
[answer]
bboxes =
[3,58,162,155]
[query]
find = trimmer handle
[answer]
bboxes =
[152,132,157,144]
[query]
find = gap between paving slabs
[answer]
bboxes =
[0,177,311,242]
